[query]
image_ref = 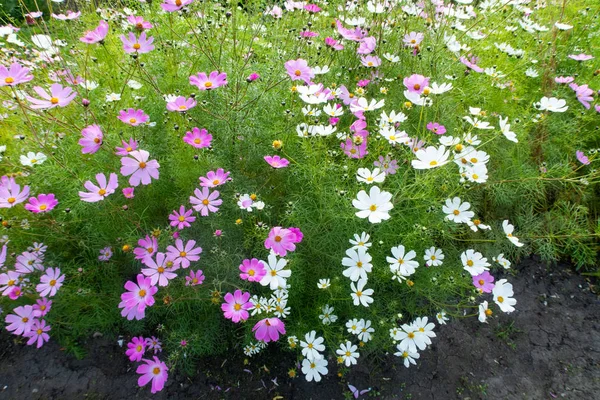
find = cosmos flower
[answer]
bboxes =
[285,59,314,84]
[136,357,168,394]
[161,0,193,12]
[252,317,286,343]
[79,124,103,154]
[183,127,212,148]
[80,20,109,43]
[120,32,154,54]
[221,290,253,323]
[353,186,393,223]
[0,176,30,208]
[25,194,58,213]
[36,267,65,297]
[117,108,149,126]
[264,155,289,168]
[189,71,228,90]
[118,274,158,321]
[166,96,196,112]
[120,150,160,186]
[169,205,196,229]
[25,84,77,109]
[189,187,222,216]
[79,173,118,202]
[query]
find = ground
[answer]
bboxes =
[0,258,598,400]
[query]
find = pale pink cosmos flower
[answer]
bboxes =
[15,251,43,273]
[252,317,286,343]
[25,84,77,109]
[264,155,289,168]
[0,270,21,296]
[33,298,52,317]
[8,286,23,300]
[183,127,212,148]
[134,235,158,261]
[576,150,590,165]
[341,138,368,159]
[190,187,222,216]
[115,138,139,156]
[568,53,594,61]
[570,83,594,109]
[120,32,154,54]
[117,108,149,126]
[189,71,228,90]
[79,173,118,202]
[166,239,202,269]
[78,124,103,154]
[36,267,65,297]
[357,37,377,55]
[0,176,30,208]
[199,169,231,187]
[141,252,178,287]
[239,258,267,282]
[120,150,160,186]
[161,0,193,12]
[555,76,574,84]
[222,290,253,323]
[335,19,366,41]
[185,270,205,286]
[126,336,147,362]
[52,11,81,20]
[460,56,483,73]
[25,194,58,213]
[5,305,41,335]
[98,246,113,261]
[137,356,168,394]
[169,205,196,229]
[361,55,381,67]
[127,16,153,30]
[0,62,33,86]
[80,20,109,44]
[284,58,314,84]
[119,274,158,320]
[123,187,135,198]
[24,319,51,348]
[146,336,162,354]
[304,4,321,12]
[166,96,196,112]
[404,32,424,47]
[403,74,430,94]
[264,227,298,257]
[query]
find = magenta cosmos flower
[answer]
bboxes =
[24,319,51,348]
[285,58,314,84]
[304,4,321,13]
[134,235,158,261]
[0,176,30,208]
[0,62,34,87]
[141,252,178,287]
[5,305,41,335]
[120,32,154,54]
[128,16,153,30]
[576,150,590,165]
[190,187,222,216]
[183,127,212,148]
[120,150,160,186]
[239,258,267,282]
[36,267,65,297]
[252,317,286,343]
[472,271,495,293]
[79,124,103,154]
[166,239,202,268]
[264,226,302,257]
[25,193,58,213]
[222,290,253,323]
[26,84,77,109]
[166,96,196,112]
[115,138,138,156]
[79,173,118,202]
[185,270,205,286]
[169,205,196,229]
[264,155,289,168]
[126,336,147,362]
[80,20,109,44]
[199,168,231,187]
[137,356,168,394]
[460,56,483,73]
[403,74,430,94]
[325,37,344,50]
[426,122,446,135]
[161,0,193,12]
[119,274,158,320]
[118,108,149,126]
[189,71,228,90]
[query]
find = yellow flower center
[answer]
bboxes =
[36,329,43,335]
[153,367,160,375]
[356,261,363,268]
[39,204,47,211]
[212,179,220,185]
[49,279,56,286]
[193,138,201,144]
[175,0,182,5]
[139,162,147,169]
[50,97,59,104]
[467,260,474,267]
[453,209,460,215]
[126,146,133,152]
[294,70,301,76]
[204,81,212,88]
[178,216,185,222]
[431,255,436,260]
[178,105,187,110]
[7,197,16,204]
[202,199,209,205]
[7,280,15,286]
[136,345,142,352]
[429,160,438,166]
[414,84,421,90]
[485,309,493,316]
[248,269,255,276]
[94,138,101,144]
[147,247,154,253]
[408,332,415,339]
[139,289,146,297]
[129,118,137,124]
[270,270,277,276]
[307,343,313,349]
[497,296,504,303]
[274,235,282,243]
[180,251,187,257]
[98,189,106,196]
[345,351,351,356]
[133,43,141,50]
[234,303,241,311]
[356,290,362,297]
[369,204,377,211]
[157,267,165,273]
[5,77,14,84]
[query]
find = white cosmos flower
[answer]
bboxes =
[478,300,491,323]
[436,310,449,325]
[319,304,337,325]
[499,116,518,143]
[463,133,481,146]
[356,167,385,184]
[379,110,407,126]
[492,279,517,313]
[525,67,539,78]
[357,319,374,342]
[439,135,460,147]
[537,97,568,112]
[411,145,450,169]
[554,22,573,30]
[300,330,325,361]
[313,65,330,75]
[464,164,489,183]
[20,152,47,166]
[106,92,122,102]
[313,124,337,136]
[413,317,436,345]
[424,247,444,267]
[350,278,374,307]
[301,358,328,382]
[467,218,491,232]
[379,126,408,145]
[342,247,373,282]
[336,341,360,366]
[323,103,343,117]
[461,249,491,276]
[442,197,474,223]
[346,318,364,335]
[395,346,420,368]
[463,116,494,130]
[383,53,400,62]
[349,232,371,250]
[502,220,524,247]
[352,186,393,224]
[387,245,418,276]
[403,90,432,106]
[430,82,453,94]
[259,253,291,290]
[493,253,511,269]
[317,278,331,289]
[396,323,427,353]
[349,97,385,112]
[302,105,321,117]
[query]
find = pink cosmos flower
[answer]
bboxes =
[161,0,193,12]
[357,37,377,55]
[166,96,196,112]
[36,267,65,297]
[126,336,147,362]
[25,84,77,109]
[247,72,260,82]
[128,16,153,30]
[568,53,594,61]
[183,127,212,148]
[0,62,33,87]
[284,59,314,84]
[403,74,430,94]
[115,138,139,156]
[0,270,21,296]
[357,80,370,88]
[426,122,446,135]
[146,336,162,354]
[304,4,321,12]
[576,150,590,165]
[123,187,135,198]
[221,290,252,323]
[404,32,424,47]
[24,319,51,348]
[134,235,158,261]
[25,193,58,213]
[5,305,41,335]
[185,270,205,286]
[239,258,267,282]
[341,138,368,159]
[360,55,381,67]
[472,271,495,293]
[137,356,168,394]
[98,246,113,261]
[265,227,298,257]
[120,150,160,186]
[166,239,202,268]
[264,155,289,168]
[335,19,366,41]
[79,124,103,154]
[460,56,483,73]
[119,274,158,321]
[190,187,222,216]
[199,169,231,187]
[252,317,286,343]
[118,108,149,126]
[80,20,109,44]
[33,298,52,317]
[15,251,43,273]
[325,37,344,50]
[120,32,154,54]
[52,11,81,20]
[300,31,318,38]
[169,205,196,230]
[79,173,118,202]
[141,252,178,287]
[374,155,399,175]
[189,71,228,90]
[555,76,574,84]
[8,286,23,300]
[0,176,29,209]
[571,83,594,109]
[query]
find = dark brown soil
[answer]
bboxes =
[1,258,599,400]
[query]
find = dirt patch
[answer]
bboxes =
[1,258,598,400]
